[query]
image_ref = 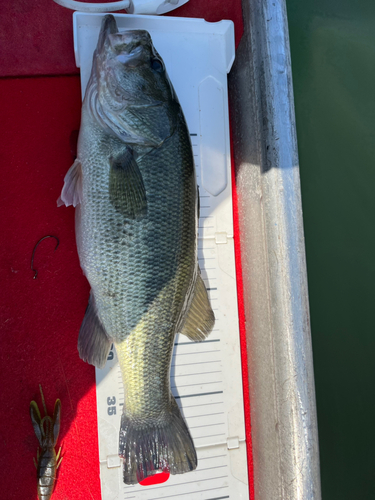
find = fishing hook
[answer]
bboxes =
[31,235,60,279]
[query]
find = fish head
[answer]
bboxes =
[93,15,178,147]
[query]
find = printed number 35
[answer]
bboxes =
[107,396,116,416]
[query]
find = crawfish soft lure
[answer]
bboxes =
[30,385,62,500]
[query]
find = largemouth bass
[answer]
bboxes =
[59,15,215,484]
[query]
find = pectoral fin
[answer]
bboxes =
[109,148,147,218]
[179,274,215,342]
[57,159,82,207]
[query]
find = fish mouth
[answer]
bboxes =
[108,30,153,62]
[97,15,152,62]
[97,15,118,52]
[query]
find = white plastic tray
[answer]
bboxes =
[73,12,248,500]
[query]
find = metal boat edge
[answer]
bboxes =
[229,0,322,498]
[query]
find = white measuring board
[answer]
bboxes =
[73,12,249,500]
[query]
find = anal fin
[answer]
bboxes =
[78,291,112,369]
[179,274,215,342]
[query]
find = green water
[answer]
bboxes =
[286,0,375,497]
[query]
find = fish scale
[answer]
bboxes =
[110,122,197,419]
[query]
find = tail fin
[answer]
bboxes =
[119,397,197,484]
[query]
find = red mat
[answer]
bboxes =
[0,2,251,499]
[0,0,243,77]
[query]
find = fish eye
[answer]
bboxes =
[151,58,163,72]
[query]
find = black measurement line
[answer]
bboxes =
[189,422,225,430]
[172,350,219,357]
[175,391,223,399]
[119,403,124,406]
[198,464,228,472]
[194,433,226,439]
[174,370,222,378]
[207,287,218,291]
[149,488,229,500]
[147,476,228,496]
[198,257,215,260]
[175,339,220,346]
[198,454,226,461]
[171,380,222,389]
[206,496,230,500]
[173,360,221,367]
[186,412,225,420]
[183,401,224,409]
[190,133,198,136]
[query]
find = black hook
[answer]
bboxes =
[31,235,60,279]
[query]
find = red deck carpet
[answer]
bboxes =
[0,2,251,499]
